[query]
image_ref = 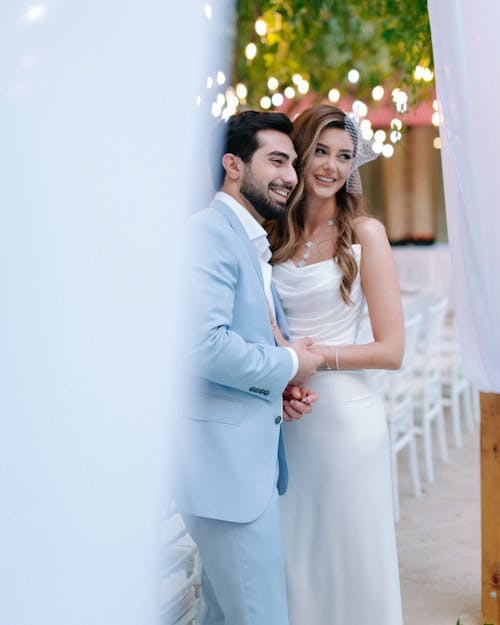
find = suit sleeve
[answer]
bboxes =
[188,215,294,400]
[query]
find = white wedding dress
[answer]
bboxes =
[273,244,403,625]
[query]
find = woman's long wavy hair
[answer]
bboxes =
[267,105,365,304]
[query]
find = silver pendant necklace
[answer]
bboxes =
[297,219,334,267]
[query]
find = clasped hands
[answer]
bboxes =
[270,314,325,422]
[282,383,318,422]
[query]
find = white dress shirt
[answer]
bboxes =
[214,192,299,379]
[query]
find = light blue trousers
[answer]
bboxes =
[182,489,289,625]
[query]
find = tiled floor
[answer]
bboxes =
[396,419,481,625]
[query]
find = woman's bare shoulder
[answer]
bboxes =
[353,215,388,244]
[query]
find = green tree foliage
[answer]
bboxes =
[234,0,433,107]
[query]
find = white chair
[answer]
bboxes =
[384,312,423,522]
[414,297,449,483]
[471,386,481,425]
[161,510,203,625]
[441,314,475,448]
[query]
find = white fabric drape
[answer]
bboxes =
[0,2,233,623]
[428,1,500,392]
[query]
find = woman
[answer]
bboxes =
[268,105,405,625]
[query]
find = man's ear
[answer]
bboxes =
[222,153,243,180]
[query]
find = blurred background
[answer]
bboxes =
[206,0,445,245]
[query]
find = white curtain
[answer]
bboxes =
[428,1,500,392]
[0,2,233,623]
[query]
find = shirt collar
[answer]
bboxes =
[214,191,268,243]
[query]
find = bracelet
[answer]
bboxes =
[324,347,340,371]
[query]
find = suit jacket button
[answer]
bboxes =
[275,416,282,425]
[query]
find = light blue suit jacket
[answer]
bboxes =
[175,199,293,523]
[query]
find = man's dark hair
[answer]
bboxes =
[211,110,293,189]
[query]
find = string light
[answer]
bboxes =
[414,65,434,82]
[352,100,368,118]
[272,93,284,107]
[297,79,309,94]
[328,88,340,103]
[196,96,201,107]
[392,88,408,113]
[222,91,239,119]
[206,77,213,89]
[245,43,257,60]
[204,3,212,20]
[236,83,248,99]
[361,127,374,140]
[433,137,441,149]
[432,111,440,126]
[219,72,416,155]
[347,69,360,83]
[260,96,272,109]
[432,99,439,111]
[372,85,384,101]
[422,68,434,82]
[225,88,238,103]
[414,65,425,80]
[226,94,239,109]
[255,18,267,36]
[271,93,285,106]
[396,96,408,112]
[360,120,374,141]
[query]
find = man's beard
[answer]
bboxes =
[241,170,289,221]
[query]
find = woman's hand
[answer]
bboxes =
[310,344,330,369]
[272,322,290,347]
[268,304,290,346]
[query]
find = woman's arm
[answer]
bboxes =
[315,216,404,370]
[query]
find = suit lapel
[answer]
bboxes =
[212,200,265,290]
[212,200,281,346]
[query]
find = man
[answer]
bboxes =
[176,111,322,625]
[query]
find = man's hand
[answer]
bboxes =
[283,384,319,422]
[288,337,325,385]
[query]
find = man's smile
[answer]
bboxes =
[269,184,292,200]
